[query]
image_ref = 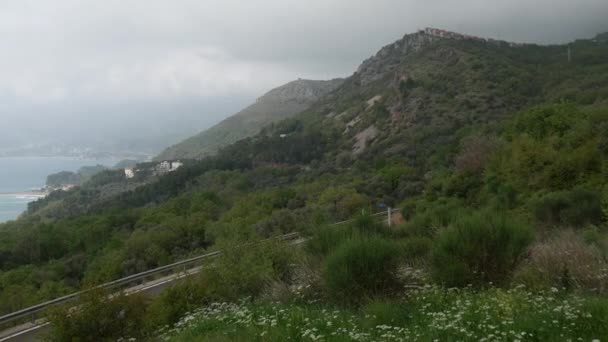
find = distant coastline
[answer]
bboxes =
[0,191,48,198]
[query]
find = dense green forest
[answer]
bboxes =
[1,30,608,340]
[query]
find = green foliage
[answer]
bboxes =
[531,189,604,227]
[46,290,148,341]
[363,300,411,328]
[443,171,485,199]
[396,198,466,238]
[352,212,391,237]
[398,77,420,95]
[46,171,81,188]
[487,104,606,195]
[507,103,585,140]
[323,237,401,303]
[317,187,370,221]
[201,240,297,301]
[145,280,211,329]
[306,225,353,258]
[431,211,533,287]
[400,236,433,260]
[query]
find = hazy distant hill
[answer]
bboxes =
[156,78,343,160]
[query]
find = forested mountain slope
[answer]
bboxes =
[1,30,608,338]
[156,78,343,160]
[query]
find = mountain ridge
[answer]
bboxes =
[155,78,343,160]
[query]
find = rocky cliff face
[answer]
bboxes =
[156,78,343,160]
[356,31,437,86]
[355,28,522,87]
[287,28,608,161]
[261,79,342,104]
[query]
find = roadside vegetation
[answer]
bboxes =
[0,33,607,340]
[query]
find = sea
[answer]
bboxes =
[0,157,121,223]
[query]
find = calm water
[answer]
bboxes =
[0,157,120,223]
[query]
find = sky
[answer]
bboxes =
[1,0,607,155]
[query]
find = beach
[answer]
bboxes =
[0,156,118,223]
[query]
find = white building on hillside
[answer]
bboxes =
[171,161,183,170]
[155,160,184,175]
[124,168,135,179]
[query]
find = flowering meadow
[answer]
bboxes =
[161,286,608,341]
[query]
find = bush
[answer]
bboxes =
[352,212,391,237]
[531,189,603,227]
[454,136,497,174]
[431,211,533,287]
[517,230,608,292]
[46,289,148,341]
[396,199,466,238]
[202,240,297,300]
[323,237,401,303]
[306,225,353,257]
[508,103,584,140]
[400,236,433,260]
[145,280,210,330]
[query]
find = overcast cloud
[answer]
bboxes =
[1,0,607,155]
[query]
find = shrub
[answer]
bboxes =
[145,280,210,330]
[323,237,401,303]
[531,189,603,227]
[431,211,533,287]
[306,225,353,257]
[443,171,484,199]
[202,240,298,300]
[265,240,300,282]
[518,230,608,292]
[508,103,584,140]
[46,289,147,341]
[454,135,497,174]
[581,225,603,246]
[352,212,390,237]
[400,236,432,260]
[397,199,467,238]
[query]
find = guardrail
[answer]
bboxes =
[0,208,400,336]
[0,232,301,330]
[331,208,400,226]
